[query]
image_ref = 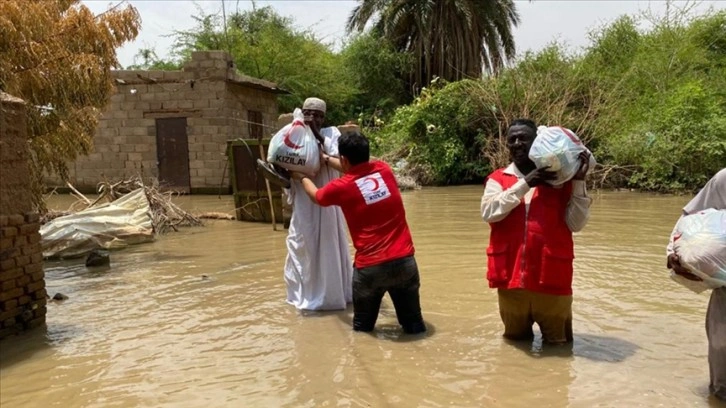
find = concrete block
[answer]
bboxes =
[112,110,129,120]
[177,100,194,110]
[112,136,127,145]
[127,153,143,162]
[141,152,156,161]
[193,99,210,109]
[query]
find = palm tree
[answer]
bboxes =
[347,0,520,89]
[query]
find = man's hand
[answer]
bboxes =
[524,167,558,187]
[667,253,702,281]
[573,151,591,180]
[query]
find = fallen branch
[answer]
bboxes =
[197,212,235,220]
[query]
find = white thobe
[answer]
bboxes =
[284,127,354,310]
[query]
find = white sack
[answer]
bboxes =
[267,108,321,174]
[673,208,726,290]
[529,126,597,185]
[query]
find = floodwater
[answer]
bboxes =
[1,187,724,407]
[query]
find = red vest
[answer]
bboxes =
[486,168,575,296]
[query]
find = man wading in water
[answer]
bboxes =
[282,97,354,311]
[481,119,591,345]
[666,168,726,401]
[290,131,426,334]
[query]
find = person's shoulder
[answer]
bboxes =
[712,168,726,185]
[322,126,341,138]
[487,166,509,179]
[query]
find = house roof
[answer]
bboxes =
[227,71,289,94]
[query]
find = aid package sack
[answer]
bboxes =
[672,208,726,291]
[267,108,320,174]
[528,126,597,185]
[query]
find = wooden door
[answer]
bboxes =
[155,117,190,193]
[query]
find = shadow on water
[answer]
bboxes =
[503,332,639,362]
[573,333,640,362]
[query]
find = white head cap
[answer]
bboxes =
[302,97,326,113]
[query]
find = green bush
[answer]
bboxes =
[374,9,726,192]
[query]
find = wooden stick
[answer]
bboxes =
[66,181,91,205]
[258,142,277,231]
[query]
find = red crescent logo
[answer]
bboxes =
[283,122,304,149]
[364,177,380,191]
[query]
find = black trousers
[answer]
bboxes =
[352,255,426,334]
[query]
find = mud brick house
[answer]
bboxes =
[48,51,287,193]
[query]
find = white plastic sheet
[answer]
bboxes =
[529,126,597,185]
[671,208,726,292]
[267,108,321,174]
[40,188,154,259]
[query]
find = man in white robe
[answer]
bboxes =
[283,97,354,310]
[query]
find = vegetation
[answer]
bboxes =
[166,5,357,125]
[3,0,720,197]
[370,7,726,191]
[0,0,141,208]
[347,0,520,88]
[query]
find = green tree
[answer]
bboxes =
[372,7,726,191]
[341,30,413,121]
[172,5,357,125]
[126,48,182,70]
[347,0,520,89]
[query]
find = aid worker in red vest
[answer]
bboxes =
[290,131,426,334]
[481,118,591,344]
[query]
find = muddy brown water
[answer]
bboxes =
[1,187,723,407]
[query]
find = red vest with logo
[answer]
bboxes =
[486,168,575,296]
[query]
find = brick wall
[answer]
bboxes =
[0,93,47,339]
